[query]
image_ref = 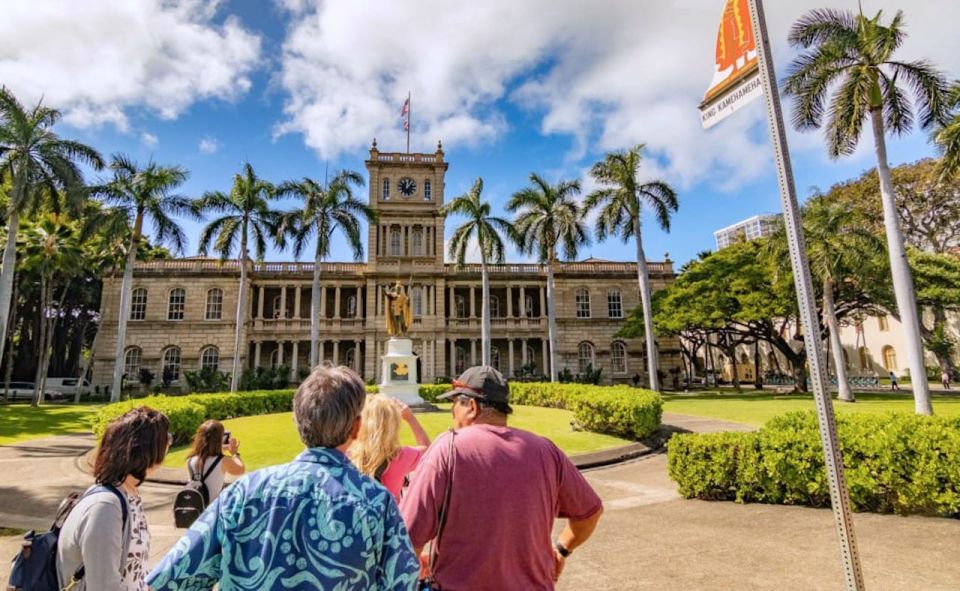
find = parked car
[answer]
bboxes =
[1,382,40,401]
[43,377,92,399]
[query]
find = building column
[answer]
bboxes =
[471,340,477,366]
[519,286,526,317]
[509,340,515,376]
[541,338,549,375]
[470,287,476,318]
[334,285,341,319]
[507,286,513,317]
[294,286,302,319]
[521,338,528,365]
[277,341,285,366]
[291,342,299,381]
[448,286,455,318]
[280,286,288,319]
[320,286,327,318]
[375,340,382,382]
[317,340,325,363]
[450,340,456,377]
[254,341,262,368]
[333,341,340,365]
[539,287,546,318]
[257,285,265,319]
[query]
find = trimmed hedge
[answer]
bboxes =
[93,382,662,446]
[667,411,960,517]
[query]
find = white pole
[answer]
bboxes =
[746,1,864,588]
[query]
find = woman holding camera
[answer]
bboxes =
[186,420,246,502]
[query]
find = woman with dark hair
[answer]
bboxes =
[186,420,245,502]
[57,406,170,591]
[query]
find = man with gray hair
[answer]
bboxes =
[148,365,420,591]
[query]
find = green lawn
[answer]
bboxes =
[0,403,102,446]
[164,404,632,471]
[662,391,960,427]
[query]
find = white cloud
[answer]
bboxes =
[199,136,220,154]
[140,132,159,147]
[275,0,960,189]
[0,0,262,131]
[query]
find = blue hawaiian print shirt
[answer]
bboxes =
[147,448,419,591]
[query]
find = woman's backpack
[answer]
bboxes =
[7,485,128,591]
[173,455,222,529]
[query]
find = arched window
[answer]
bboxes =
[611,342,627,374]
[347,295,357,318]
[575,289,591,318]
[489,295,500,318]
[272,295,284,319]
[491,346,501,372]
[859,347,870,370]
[878,315,889,331]
[345,347,356,370]
[205,288,223,320]
[123,347,142,380]
[578,342,595,373]
[525,295,534,318]
[130,288,148,321]
[200,346,219,371]
[455,295,466,319]
[162,347,181,382]
[167,288,185,320]
[390,228,402,256]
[455,346,467,374]
[412,227,424,256]
[270,347,282,369]
[424,179,432,201]
[607,289,623,318]
[882,346,897,371]
[412,287,423,317]
[382,178,390,200]
[525,345,536,368]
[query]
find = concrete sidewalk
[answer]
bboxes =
[1,414,958,589]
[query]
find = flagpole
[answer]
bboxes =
[406,91,411,154]
[746,0,864,588]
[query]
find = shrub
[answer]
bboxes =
[568,388,662,440]
[239,366,291,390]
[184,367,230,393]
[667,411,960,517]
[91,396,206,446]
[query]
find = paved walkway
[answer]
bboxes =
[1,414,958,589]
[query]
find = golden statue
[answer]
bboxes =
[385,281,413,337]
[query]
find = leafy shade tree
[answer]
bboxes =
[784,8,949,415]
[442,178,513,366]
[96,155,192,401]
[935,82,960,180]
[507,174,588,381]
[586,144,678,391]
[907,250,960,377]
[0,87,103,370]
[198,163,285,392]
[17,215,84,406]
[277,171,374,369]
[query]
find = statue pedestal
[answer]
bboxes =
[379,337,424,405]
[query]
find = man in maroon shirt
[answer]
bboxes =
[400,366,604,590]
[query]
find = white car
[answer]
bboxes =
[43,377,92,399]
[2,382,40,401]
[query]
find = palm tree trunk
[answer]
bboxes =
[230,227,249,393]
[546,258,559,382]
[633,219,660,391]
[870,108,932,415]
[0,208,20,370]
[75,318,98,404]
[824,277,854,402]
[32,278,50,408]
[3,274,19,400]
[310,249,322,368]
[111,214,143,402]
[480,256,491,366]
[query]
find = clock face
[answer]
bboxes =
[398,177,416,196]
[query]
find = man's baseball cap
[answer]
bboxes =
[438,366,510,404]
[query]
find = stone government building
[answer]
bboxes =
[92,143,680,389]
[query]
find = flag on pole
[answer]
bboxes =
[698,0,763,129]
[400,97,410,131]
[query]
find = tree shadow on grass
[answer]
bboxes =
[0,404,98,444]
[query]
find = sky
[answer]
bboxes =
[2,0,958,268]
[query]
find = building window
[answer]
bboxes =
[489,295,500,318]
[382,178,390,200]
[578,342,595,373]
[611,342,627,374]
[390,228,402,256]
[162,347,182,383]
[525,295,534,318]
[123,347,142,380]
[168,288,185,321]
[455,295,466,319]
[455,346,467,375]
[200,346,219,371]
[412,227,424,256]
[882,346,897,371]
[345,347,356,369]
[525,345,536,368]
[205,288,223,320]
[491,346,501,372]
[878,315,889,331]
[130,288,147,321]
[412,287,423,317]
[424,179,432,201]
[272,295,285,319]
[607,289,623,318]
[575,289,591,318]
[347,295,357,318]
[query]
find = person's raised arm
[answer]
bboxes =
[222,437,246,476]
[398,402,431,449]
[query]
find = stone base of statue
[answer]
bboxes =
[379,337,425,406]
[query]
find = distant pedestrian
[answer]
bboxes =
[943,370,952,391]
[186,420,246,503]
[148,365,419,591]
[351,394,431,500]
[401,366,603,590]
[889,371,899,390]
[57,406,171,591]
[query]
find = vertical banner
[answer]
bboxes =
[699,0,763,129]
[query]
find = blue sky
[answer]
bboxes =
[3,0,957,267]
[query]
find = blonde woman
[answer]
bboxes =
[352,395,431,499]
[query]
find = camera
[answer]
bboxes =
[223,431,231,445]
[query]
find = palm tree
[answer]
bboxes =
[586,145,677,391]
[18,214,84,407]
[507,174,589,382]
[442,178,513,366]
[935,82,960,180]
[0,87,103,369]
[197,163,285,392]
[783,8,948,415]
[95,155,192,402]
[277,171,375,369]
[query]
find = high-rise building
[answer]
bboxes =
[713,214,782,249]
